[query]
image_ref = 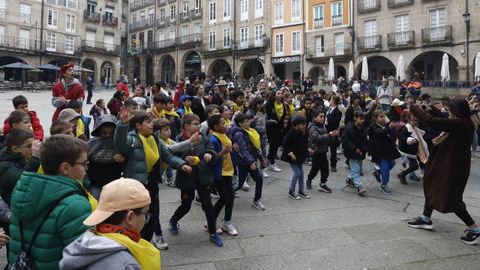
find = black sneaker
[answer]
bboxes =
[409,173,421,182]
[306,179,312,190]
[298,190,310,199]
[193,196,202,205]
[318,183,332,193]
[288,190,301,200]
[407,217,434,230]
[373,171,381,183]
[460,229,480,245]
[345,177,355,188]
[357,185,366,195]
[331,167,337,172]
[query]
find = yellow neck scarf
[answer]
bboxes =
[151,107,165,118]
[211,131,234,176]
[233,103,243,113]
[288,103,295,116]
[164,109,179,118]
[274,101,284,121]
[225,118,232,128]
[98,233,160,270]
[160,137,174,171]
[139,134,160,173]
[184,105,193,115]
[76,180,98,211]
[76,118,85,138]
[242,127,261,151]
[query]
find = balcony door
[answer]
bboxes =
[19,29,30,49]
[429,8,446,41]
[394,14,409,45]
[364,19,377,48]
[334,33,344,56]
[86,31,95,47]
[315,36,324,57]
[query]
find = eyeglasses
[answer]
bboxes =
[134,210,151,223]
[73,160,89,170]
[16,144,32,150]
[189,122,201,126]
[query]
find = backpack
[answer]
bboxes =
[11,191,78,270]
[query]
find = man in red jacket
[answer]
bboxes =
[2,95,44,140]
[51,64,85,123]
[116,75,130,98]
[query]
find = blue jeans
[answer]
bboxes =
[379,159,396,185]
[349,159,363,187]
[289,163,305,192]
[165,166,173,178]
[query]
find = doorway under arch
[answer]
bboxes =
[208,59,232,80]
[146,56,154,86]
[356,56,396,81]
[101,61,115,85]
[308,67,325,85]
[161,55,175,84]
[184,51,201,79]
[241,60,264,80]
[409,51,459,82]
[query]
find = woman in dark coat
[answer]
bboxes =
[408,97,480,245]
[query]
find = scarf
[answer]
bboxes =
[233,103,243,113]
[211,131,234,176]
[96,230,160,270]
[288,103,295,116]
[76,119,85,138]
[225,118,232,128]
[160,137,174,171]
[164,109,179,118]
[184,105,193,115]
[274,101,284,121]
[139,134,160,173]
[62,78,80,94]
[151,107,165,118]
[242,127,261,151]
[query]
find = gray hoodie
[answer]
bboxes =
[59,231,140,270]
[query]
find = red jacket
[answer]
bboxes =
[3,111,44,140]
[51,80,85,123]
[116,81,130,97]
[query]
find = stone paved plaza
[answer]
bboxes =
[0,91,479,269]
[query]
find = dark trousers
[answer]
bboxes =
[402,157,419,176]
[267,125,283,164]
[308,153,329,184]
[87,87,93,104]
[423,203,475,227]
[237,165,263,201]
[141,177,161,241]
[213,176,234,222]
[171,186,217,234]
[329,144,338,168]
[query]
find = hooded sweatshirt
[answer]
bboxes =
[52,78,85,123]
[59,230,140,270]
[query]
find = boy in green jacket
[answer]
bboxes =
[8,135,92,270]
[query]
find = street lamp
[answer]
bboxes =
[348,25,355,62]
[463,11,471,34]
[464,8,471,82]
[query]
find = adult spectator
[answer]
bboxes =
[377,78,393,112]
[52,64,85,123]
[116,75,130,98]
[471,82,480,99]
[408,79,422,101]
[86,75,94,104]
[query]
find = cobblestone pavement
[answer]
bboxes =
[0,91,479,269]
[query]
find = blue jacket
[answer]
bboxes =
[209,134,237,182]
[228,125,264,166]
[114,124,186,184]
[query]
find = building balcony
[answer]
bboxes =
[357,35,382,53]
[84,10,101,23]
[156,17,169,28]
[168,0,175,3]
[82,40,121,56]
[158,0,166,5]
[153,38,176,52]
[313,18,324,30]
[305,42,352,63]
[387,31,415,49]
[169,15,177,24]
[102,15,118,27]
[0,35,41,54]
[388,0,414,8]
[180,12,190,23]
[422,25,452,46]
[190,8,202,20]
[235,37,269,55]
[331,15,343,27]
[200,40,232,57]
[44,41,81,57]
[129,19,155,32]
[177,33,202,48]
[358,0,381,13]
[129,0,155,11]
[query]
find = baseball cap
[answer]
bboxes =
[57,108,81,122]
[83,178,151,226]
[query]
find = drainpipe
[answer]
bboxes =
[39,0,45,65]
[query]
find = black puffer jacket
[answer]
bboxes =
[368,123,401,163]
[307,122,334,154]
[281,128,309,164]
[341,123,368,160]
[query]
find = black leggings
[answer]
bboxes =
[237,165,263,201]
[141,178,161,241]
[423,203,475,227]
[402,157,419,176]
[267,125,283,164]
[308,153,329,184]
[171,186,217,234]
[213,176,234,222]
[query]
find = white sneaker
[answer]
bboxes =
[221,220,238,236]
[262,168,269,178]
[269,164,282,172]
[151,235,168,250]
[204,223,223,234]
[242,182,250,191]
[252,200,266,211]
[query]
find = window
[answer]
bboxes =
[331,2,342,26]
[224,0,231,20]
[67,0,77,9]
[104,34,113,51]
[86,31,95,47]
[20,4,31,24]
[240,0,248,21]
[334,33,344,55]
[429,8,446,41]
[47,10,58,28]
[209,31,216,49]
[315,36,324,57]
[255,0,263,18]
[275,33,284,55]
[46,32,56,51]
[291,0,300,22]
[313,5,324,29]
[160,9,165,19]
[19,29,30,49]
[254,24,264,43]
[394,14,410,44]
[0,0,6,20]
[87,3,95,15]
[274,2,283,24]
[170,5,176,18]
[181,25,188,42]
[195,0,200,10]
[194,23,201,34]
[292,31,300,53]
[183,2,188,16]
[158,31,164,41]
[169,28,176,39]
[148,8,154,21]
[209,1,216,23]
[65,35,74,54]
[240,27,248,48]
[66,14,75,32]
[132,14,137,23]
[364,19,377,48]
[223,28,230,47]
[0,26,4,45]
[364,0,377,9]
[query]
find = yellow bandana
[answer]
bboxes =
[150,107,165,118]
[274,101,284,121]
[164,109,179,118]
[211,131,234,176]
[184,105,193,115]
[139,134,160,173]
[160,137,174,171]
[243,127,261,151]
[77,181,98,211]
[233,103,243,113]
[76,119,85,138]
[288,103,295,116]
[225,118,232,128]
[98,232,160,270]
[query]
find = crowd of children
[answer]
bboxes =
[0,64,479,269]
